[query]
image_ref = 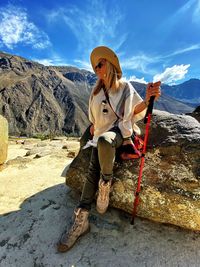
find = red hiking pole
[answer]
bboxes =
[131,94,155,225]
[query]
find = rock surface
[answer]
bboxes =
[65,110,200,231]
[1,138,200,266]
[0,52,93,136]
[0,115,8,164]
[187,105,200,123]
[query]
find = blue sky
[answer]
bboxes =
[0,0,200,84]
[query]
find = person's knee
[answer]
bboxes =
[98,135,112,148]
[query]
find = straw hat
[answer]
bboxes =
[90,46,122,79]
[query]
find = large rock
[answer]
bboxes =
[65,110,200,231]
[0,115,8,165]
[187,105,200,123]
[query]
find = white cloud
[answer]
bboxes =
[33,58,56,66]
[35,57,94,71]
[47,0,127,57]
[122,75,147,84]
[33,56,69,66]
[121,54,158,75]
[175,0,200,24]
[0,5,51,49]
[176,0,196,15]
[164,44,200,58]
[130,76,148,84]
[120,42,199,82]
[193,0,200,23]
[160,0,196,29]
[74,59,93,71]
[121,42,200,74]
[153,64,190,84]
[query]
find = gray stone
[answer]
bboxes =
[65,110,200,230]
[1,184,200,267]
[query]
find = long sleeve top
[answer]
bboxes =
[88,82,146,141]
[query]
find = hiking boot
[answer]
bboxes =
[96,178,112,214]
[57,208,90,252]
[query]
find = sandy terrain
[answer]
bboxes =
[0,138,78,214]
[0,139,200,267]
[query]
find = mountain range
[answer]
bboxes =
[161,79,200,104]
[0,51,199,136]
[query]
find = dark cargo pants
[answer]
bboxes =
[78,127,123,211]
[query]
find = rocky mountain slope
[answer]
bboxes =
[130,81,196,115]
[0,52,198,136]
[0,52,94,136]
[161,78,200,104]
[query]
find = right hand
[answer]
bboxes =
[145,81,161,103]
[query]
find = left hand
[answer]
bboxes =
[145,81,161,103]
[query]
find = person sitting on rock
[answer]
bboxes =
[57,46,161,252]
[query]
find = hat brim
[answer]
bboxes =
[90,46,122,79]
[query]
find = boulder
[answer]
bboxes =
[0,115,8,165]
[65,110,200,231]
[187,105,200,123]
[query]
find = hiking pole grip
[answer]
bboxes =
[144,95,155,124]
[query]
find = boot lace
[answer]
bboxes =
[68,209,84,236]
[99,180,111,201]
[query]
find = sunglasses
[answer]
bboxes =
[95,61,105,70]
